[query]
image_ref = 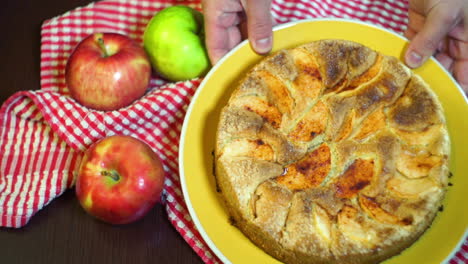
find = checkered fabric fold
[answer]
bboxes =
[0,0,466,263]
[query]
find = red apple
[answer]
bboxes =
[76,135,165,224]
[65,32,151,111]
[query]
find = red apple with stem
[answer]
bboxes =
[76,135,165,224]
[65,32,151,111]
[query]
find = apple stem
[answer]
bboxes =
[97,36,109,58]
[101,170,120,182]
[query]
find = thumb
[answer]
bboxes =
[405,5,458,68]
[244,0,273,54]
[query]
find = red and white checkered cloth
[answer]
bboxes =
[0,0,466,263]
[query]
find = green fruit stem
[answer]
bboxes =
[101,170,120,182]
[97,37,109,58]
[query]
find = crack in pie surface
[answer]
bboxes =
[215,39,450,264]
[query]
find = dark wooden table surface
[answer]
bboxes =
[0,1,205,263]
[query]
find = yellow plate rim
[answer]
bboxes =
[179,18,468,264]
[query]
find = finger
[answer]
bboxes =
[272,16,278,27]
[208,27,242,64]
[406,9,426,33]
[404,27,417,40]
[434,52,454,72]
[217,12,242,28]
[245,0,273,54]
[448,38,468,60]
[203,0,243,64]
[227,26,242,50]
[453,60,468,94]
[405,4,460,68]
[449,25,468,41]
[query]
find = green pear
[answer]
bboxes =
[143,5,211,82]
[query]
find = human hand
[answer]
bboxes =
[404,0,468,94]
[202,0,273,65]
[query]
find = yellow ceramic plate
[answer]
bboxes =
[180,19,468,264]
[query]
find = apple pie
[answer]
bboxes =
[214,39,450,264]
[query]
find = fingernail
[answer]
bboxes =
[253,37,272,54]
[406,51,423,68]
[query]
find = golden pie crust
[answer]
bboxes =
[215,39,450,264]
